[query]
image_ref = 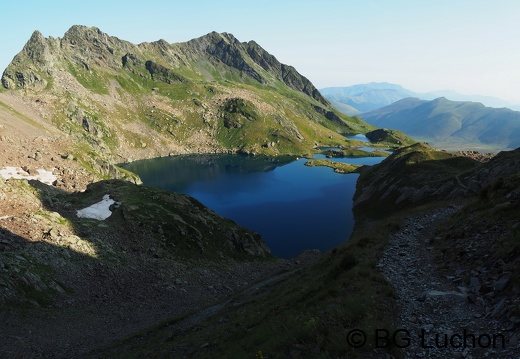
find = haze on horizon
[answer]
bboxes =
[1,0,519,104]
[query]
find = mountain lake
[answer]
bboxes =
[122,150,386,258]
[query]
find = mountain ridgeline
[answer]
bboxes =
[320,82,417,115]
[361,97,520,151]
[321,82,520,115]
[1,26,373,173]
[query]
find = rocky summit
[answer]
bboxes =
[1,25,372,171]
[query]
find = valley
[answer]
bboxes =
[322,83,520,152]
[0,25,519,359]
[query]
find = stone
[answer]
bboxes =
[466,293,478,304]
[509,315,520,324]
[425,290,467,302]
[490,297,506,317]
[492,275,510,291]
[470,277,481,291]
[509,332,520,348]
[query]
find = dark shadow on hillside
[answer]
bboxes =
[0,213,101,358]
[354,156,482,219]
[0,177,276,358]
[0,178,200,358]
[354,145,520,219]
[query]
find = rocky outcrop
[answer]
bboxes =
[200,32,265,84]
[460,147,520,192]
[245,40,329,106]
[144,60,187,84]
[77,179,271,258]
[1,31,53,90]
[354,144,520,218]
[2,26,327,107]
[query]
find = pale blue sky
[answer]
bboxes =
[1,0,519,102]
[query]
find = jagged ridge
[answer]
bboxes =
[1,25,373,171]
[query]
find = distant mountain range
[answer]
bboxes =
[320,82,520,115]
[360,97,520,151]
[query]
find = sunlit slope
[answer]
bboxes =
[2,26,375,168]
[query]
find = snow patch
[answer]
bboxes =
[0,166,57,185]
[76,195,115,221]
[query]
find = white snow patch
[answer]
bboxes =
[76,195,115,221]
[0,166,57,185]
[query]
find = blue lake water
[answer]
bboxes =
[122,153,386,258]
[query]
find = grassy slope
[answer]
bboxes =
[88,146,465,358]
[354,143,479,219]
[361,97,520,151]
[44,63,372,179]
[89,214,402,359]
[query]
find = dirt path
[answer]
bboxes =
[379,207,520,358]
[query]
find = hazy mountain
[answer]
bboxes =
[320,82,416,113]
[322,82,520,114]
[360,97,520,151]
[423,90,520,110]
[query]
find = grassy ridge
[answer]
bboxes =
[354,143,480,219]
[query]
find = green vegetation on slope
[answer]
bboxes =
[321,148,390,158]
[361,96,520,151]
[80,144,520,359]
[304,159,361,173]
[47,179,272,260]
[365,128,416,148]
[354,143,480,219]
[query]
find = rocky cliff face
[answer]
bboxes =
[243,39,329,105]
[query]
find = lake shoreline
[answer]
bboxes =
[122,150,387,258]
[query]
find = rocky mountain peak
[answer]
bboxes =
[2,26,329,107]
[21,30,52,64]
[0,25,361,161]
